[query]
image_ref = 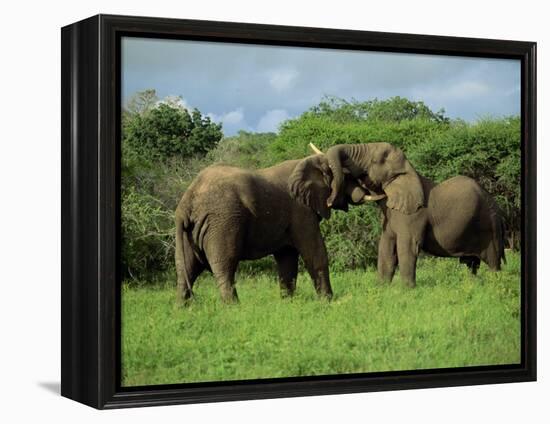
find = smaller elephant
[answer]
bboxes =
[311,142,506,287]
[175,155,376,304]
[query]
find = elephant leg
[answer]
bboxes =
[208,260,239,303]
[396,236,419,288]
[175,222,205,305]
[378,230,397,283]
[303,255,332,299]
[274,248,299,298]
[459,256,480,275]
[175,251,204,305]
[203,231,241,304]
[480,246,501,271]
[470,257,481,275]
[293,224,333,299]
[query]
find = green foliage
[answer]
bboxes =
[123,92,223,161]
[270,112,443,163]
[121,252,521,386]
[206,130,277,168]
[121,186,174,280]
[121,90,224,279]
[121,143,216,280]
[321,206,382,271]
[310,95,449,124]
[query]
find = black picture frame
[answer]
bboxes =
[61,14,537,409]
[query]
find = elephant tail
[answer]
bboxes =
[175,207,196,295]
[498,214,507,266]
[489,198,507,269]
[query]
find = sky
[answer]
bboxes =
[122,37,521,136]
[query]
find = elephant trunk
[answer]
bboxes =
[325,145,347,207]
[308,143,386,204]
[326,144,370,207]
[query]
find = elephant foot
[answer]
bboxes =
[280,289,295,299]
[176,287,194,307]
[220,287,239,304]
[460,256,481,275]
[377,275,394,285]
[318,289,333,301]
[279,280,296,299]
[402,279,416,289]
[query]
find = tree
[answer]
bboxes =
[122,92,223,160]
[124,89,159,115]
[309,95,449,124]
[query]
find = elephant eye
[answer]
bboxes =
[380,151,390,162]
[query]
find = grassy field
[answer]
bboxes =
[121,252,521,387]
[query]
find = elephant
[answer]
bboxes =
[174,154,378,304]
[311,142,506,287]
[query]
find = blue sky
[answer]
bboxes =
[122,37,520,136]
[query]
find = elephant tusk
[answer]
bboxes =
[363,193,386,202]
[309,143,324,155]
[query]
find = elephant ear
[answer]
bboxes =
[383,161,424,214]
[288,155,332,219]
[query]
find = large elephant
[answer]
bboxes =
[174,155,377,304]
[313,142,506,287]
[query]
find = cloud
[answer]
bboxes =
[208,108,245,126]
[156,95,192,111]
[207,108,253,135]
[256,109,290,133]
[267,68,299,93]
[446,81,490,99]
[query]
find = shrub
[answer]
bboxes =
[269,113,443,164]
[321,205,382,271]
[123,97,223,161]
[206,131,277,168]
[121,187,174,281]
[310,95,449,124]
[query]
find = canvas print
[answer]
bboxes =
[120,37,521,387]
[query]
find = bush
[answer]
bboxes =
[310,95,449,124]
[206,131,277,168]
[123,97,223,161]
[269,112,443,164]
[121,187,174,281]
[321,205,382,271]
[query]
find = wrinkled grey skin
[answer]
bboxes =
[175,155,367,304]
[326,143,506,287]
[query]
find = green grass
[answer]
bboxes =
[121,252,521,386]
